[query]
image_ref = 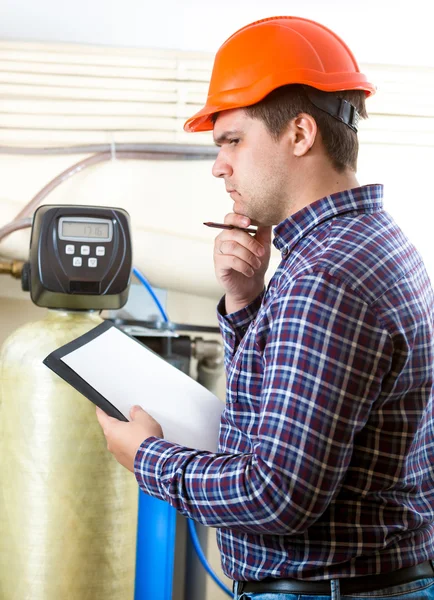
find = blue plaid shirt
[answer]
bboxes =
[135,184,434,581]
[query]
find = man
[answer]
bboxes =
[97,16,434,600]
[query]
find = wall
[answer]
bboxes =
[1,39,434,600]
[1,42,434,295]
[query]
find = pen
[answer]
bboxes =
[203,221,257,234]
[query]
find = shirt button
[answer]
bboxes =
[282,247,289,257]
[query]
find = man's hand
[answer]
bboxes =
[214,213,272,314]
[96,405,163,473]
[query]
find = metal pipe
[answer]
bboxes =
[184,338,224,600]
[193,338,224,396]
[0,259,25,278]
[192,338,224,369]
[0,143,218,157]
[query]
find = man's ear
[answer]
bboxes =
[290,113,318,157]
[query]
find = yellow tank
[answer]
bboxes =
[0,310,138,600]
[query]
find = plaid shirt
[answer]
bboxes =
[135,184,434,581]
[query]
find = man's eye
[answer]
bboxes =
[229,138,240,145]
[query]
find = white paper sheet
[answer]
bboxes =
[61,327,224,452]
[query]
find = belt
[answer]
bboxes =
[235,561,434,596]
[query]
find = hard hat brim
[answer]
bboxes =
[184,76,376,133]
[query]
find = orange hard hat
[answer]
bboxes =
[184,16,375,133]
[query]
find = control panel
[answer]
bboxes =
[28,205,132,310]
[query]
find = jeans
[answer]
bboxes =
[233,577,434,600]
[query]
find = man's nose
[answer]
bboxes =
[212,151,233,178]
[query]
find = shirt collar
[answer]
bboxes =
[273,184,384,254]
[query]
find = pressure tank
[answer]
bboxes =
[0,310,138,600]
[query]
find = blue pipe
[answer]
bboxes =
[132,266,233,598]
[133,267,176,600]
[135,491,177,600]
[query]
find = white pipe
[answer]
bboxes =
[0,218,32,244]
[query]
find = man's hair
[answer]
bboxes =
[214,84,368,173]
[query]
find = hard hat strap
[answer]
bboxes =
[302,87,360,133]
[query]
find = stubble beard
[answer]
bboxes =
[246,191,286,227]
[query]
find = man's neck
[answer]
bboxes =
[289,169,360,217]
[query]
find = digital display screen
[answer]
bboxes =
[61,221,110,240]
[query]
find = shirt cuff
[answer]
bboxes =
[134,436,182,501]
[217,291,264,353]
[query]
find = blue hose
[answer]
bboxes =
[132,267,169,323]
[132,266,233,598]
[187,519,233,597]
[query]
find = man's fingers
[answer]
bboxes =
[232,257,255,277]
[220,214,271,255]
[95,406,116,433]
[130,405,146,421]
[216,229,265,259]
[218,243,261,270]
[95,406,106,424]
[223,213,251,228]
[215,253,257,277]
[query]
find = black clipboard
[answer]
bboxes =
[42,319,224,451]
[43,321,128,421]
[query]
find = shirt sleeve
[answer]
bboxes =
[217,291,264,371]
[134,272,393,533]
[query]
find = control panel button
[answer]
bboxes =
[96,246,105,257]
[65,244,75,255]
[73,257,82,267]
[88,258,98,268]
[81,245,90,255]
